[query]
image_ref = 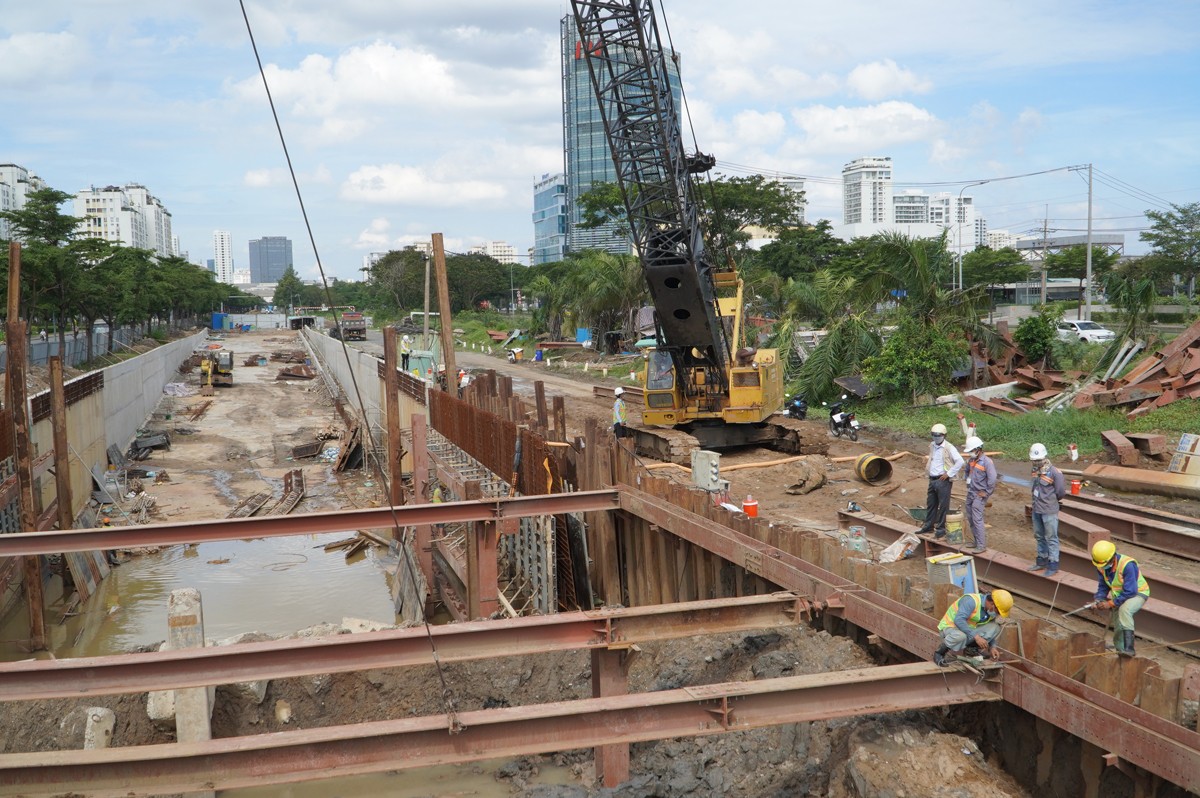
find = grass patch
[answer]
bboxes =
[869,398,1200,459]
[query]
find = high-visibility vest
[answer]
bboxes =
[937,593,990,631]
[1101,554,1150,599]
[613,398,627,425]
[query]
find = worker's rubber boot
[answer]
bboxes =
[1027,556,1046,572]
[1117,630,1135,658]
[933,645,949,667]
[1044,560,1060,577]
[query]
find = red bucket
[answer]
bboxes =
[1070,480,1082,495]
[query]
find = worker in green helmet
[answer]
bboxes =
[1091,540,1150,658]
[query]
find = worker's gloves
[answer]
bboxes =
[1097,600,1116,610]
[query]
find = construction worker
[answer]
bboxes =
[400,335,412,371]
[612,387,628,439]
[962,436,996,554]
[1028,442,1067,576]
[934,589,1013,666]
[1091,540,1150,657]
[917,423,963,539]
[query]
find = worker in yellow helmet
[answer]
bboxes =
[933,589,1013,666]
[1091,540,1150,658]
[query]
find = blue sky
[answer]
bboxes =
[2,1,1197,280]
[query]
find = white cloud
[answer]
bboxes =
[341,164,507,207]
[242,165,332,188]
[0,32,83,87]
[788,102,942,154]
[929,138,969,164]
[731,110,787,148]
[846,59,932,101]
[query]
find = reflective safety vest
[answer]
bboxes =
[937,593,990,631]
[1101,554,1150,599]
[613,398,627,425]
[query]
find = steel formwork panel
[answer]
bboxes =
[0,664,997,797]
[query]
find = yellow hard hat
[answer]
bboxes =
[1091,540,1116,567]
[990,589,1013,618]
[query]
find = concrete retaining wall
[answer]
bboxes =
[303,328,384,438]
[103,331,208,450]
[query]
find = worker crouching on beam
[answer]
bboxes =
[1091,540,1150,658]
[934,589,1013,666]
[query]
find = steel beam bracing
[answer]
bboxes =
[838,509,1200,656]
[0,490,620,557]
[1060,495,1200,562]
[0,664,997,797]
[0,594,812,701]
[620,489,1200,793]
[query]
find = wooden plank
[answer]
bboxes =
[1125,433,1167,456]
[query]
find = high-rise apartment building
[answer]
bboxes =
[842,157,893,226]
[778,178,808,227]
[532,172,567,264]
[468,241,519,265]
[213,230,234,284]
[0,164,47,240]
[248,236,293,283]
[560,15,682,256]
[892,190,930,225]
[74,183,174,257]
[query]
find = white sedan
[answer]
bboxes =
[1057,319,1116,343]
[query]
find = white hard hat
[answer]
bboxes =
[1029,443,1048,460]
[964,436,983,453]
[614,387,625,396]
[930,423,947,435]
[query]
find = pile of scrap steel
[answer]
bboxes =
[975,317,1200,418]
[243,353,268,367]
[271,350,308,363]
[126,432,171,461]
[276,364,316,380]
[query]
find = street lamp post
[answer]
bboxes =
[509,262,515,315]
[957,180,989,291]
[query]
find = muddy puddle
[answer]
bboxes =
[1,533,399,661]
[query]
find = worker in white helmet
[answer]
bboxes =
[1028,442,1067,577]
[961,436,996,554]
[400,334,412,371]
[916,423,963,539]
[612,387,628,439]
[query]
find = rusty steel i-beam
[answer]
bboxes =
[0,490,620,557]
[0,664,997,797]
[0,594,811,701]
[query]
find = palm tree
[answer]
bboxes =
[561,250,648,352]
[789,270,881,402]
[1100,263,1159,372]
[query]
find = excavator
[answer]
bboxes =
[570,1,817,462]
[200,349,234,394]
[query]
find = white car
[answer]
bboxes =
[1057,320,1116,344]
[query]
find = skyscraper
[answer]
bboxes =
[248,236,293,283]
[0,164,47,241]
[842,157,893,226]
[560,15,682,256]
[212,230,234,284]
[532,172,567,264]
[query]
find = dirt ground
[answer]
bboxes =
[2,335,1183,796]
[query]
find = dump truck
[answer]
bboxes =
[334,312,367,341]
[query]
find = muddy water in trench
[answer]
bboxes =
[2,532,399,660]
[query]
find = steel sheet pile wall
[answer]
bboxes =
[582,432,1200,794]
[103,331,207,449]
[427,388,564,495]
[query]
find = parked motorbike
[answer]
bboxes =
[784,393,808,420]
[825,395,860,442]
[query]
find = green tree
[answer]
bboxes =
[751,220,846,280]
[1044,244,1121,313]
[446,253,508,312]
[790,271,881,402]
[961,246,1031,292]
[1141,202,1200,298]
[1103,262,1160,356]
[273,265,306,312]
[368,248,428,313]
[559,250,647,351]
[863,314,968,402]
[1012,305,1061,366]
